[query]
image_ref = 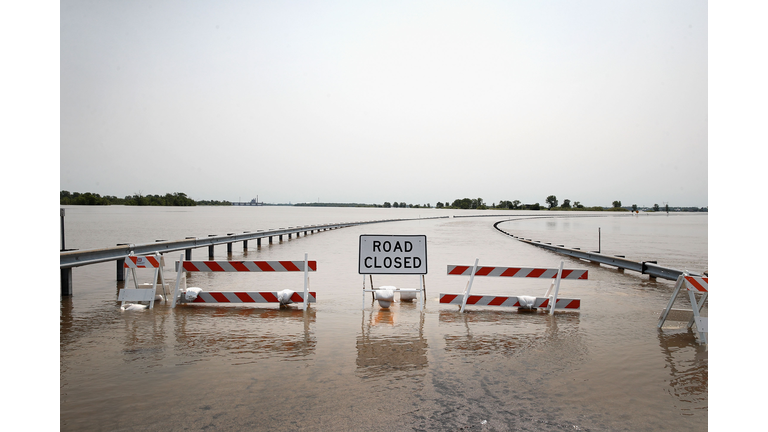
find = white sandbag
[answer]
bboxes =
[375,289,395,308]
[277,289,295,305]
[185,287,203,301]
[518,295,537,309]
[121,303,148,311]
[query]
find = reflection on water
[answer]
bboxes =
[120,310,169,366]
[173,307,317,365]
[356,308,428,377]
[439,309,584,366]
[439,310,588,381]
[658,330,708,413]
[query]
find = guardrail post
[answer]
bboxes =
[185,237,195,260]
[208,235,216,258]
[243,231,250,249]
[641,261,657,279]
[269,236,273,244]
[116,243,129,281]
[60,208,66,251]
[227,233,234,253]
[116,258,125,281]
[61,267,73,296]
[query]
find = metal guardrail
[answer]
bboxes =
[493,220,704,281]
[60,216,447,269]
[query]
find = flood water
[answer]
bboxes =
[60,206,708,431]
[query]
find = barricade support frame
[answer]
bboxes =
[658,273,708,344]
[361,274,426,311]
[118,252,167,309]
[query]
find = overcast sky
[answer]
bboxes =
[60,0,708,207]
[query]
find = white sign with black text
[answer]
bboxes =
[358,235,427,275]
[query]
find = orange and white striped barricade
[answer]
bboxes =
[171,253,317,311]
[439,260,587,314]
[658,273,708,344]
[118,253,167,309]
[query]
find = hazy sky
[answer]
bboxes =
[60,0,708,207]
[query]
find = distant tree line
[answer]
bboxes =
[60,191,231,206]
[61,191,706,211]
[299,198,706,212]
[428,196,706,212]
[295,202,378,208]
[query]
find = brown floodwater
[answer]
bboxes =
[60,206,707,431]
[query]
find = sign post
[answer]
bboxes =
[359,235,428,310]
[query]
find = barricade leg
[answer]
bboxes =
[171,253,185,308]
[157,255,168,301]
[147,267,158,309]
[460,258,479,313]
[687,289,708,343]
[419,275,425,311]
[548,261,564,315]
[686,291,708,328]
[129,267,140,290]
[302,253,309,311]
[658,275,685,328]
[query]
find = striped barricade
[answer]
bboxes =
[171,253,317,311]
[447,265,588,280]
[118,253,167,309]
[440,259,587,314]
[178,260,316,273]
[125,254,163,269]
[181,291,317,304]
[658,274,708,344]
[439,294,581,310]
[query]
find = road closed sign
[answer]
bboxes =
[358,235,427,275]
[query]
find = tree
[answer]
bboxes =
[383,202,391,208]
[452,198,472,209]
[612,200,622,208]
[393,202,399,208]
[562,199,571,209]
[546,195,558,209]
[436,202,444,208]
[512,200,521,209]
[632,204,638,212]
[653,204,660,211]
